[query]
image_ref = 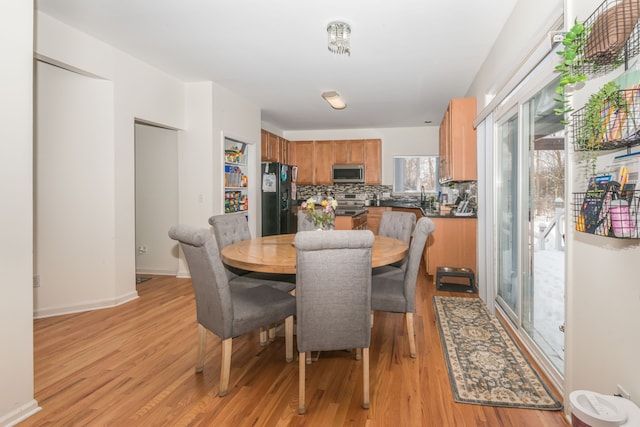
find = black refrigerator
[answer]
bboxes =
[261,162,293,236]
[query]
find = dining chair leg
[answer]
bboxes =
[306,352,312,364]
[285,316,294,362]
[362,347,370,409]
[298,352,307,415]
[406,312,417,358]
[370,311,374,327]
[355,348,362,360]
[269,324,276,342]
[195,324,207,373]
[219,338,232,397]
[259,328,268,346]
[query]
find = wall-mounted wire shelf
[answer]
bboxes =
[570,88,640,151]
[573,188,640,238]
[570,0,640,79]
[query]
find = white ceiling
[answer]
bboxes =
[35,0,518,131]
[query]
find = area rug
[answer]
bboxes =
[433,296,562,410]
[136,277,151,284]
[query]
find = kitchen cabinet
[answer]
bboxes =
[289,141,315,184]
[439,98,476,183]
[424,217,477,283]
[365,206,391,234]
[364,139,382,184]
[261,129,289,164]
[335,213,368,230]
[313,140,335,185]
[334,139,365,164]
[289,138,381,185]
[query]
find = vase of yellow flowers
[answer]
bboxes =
[301,197,338,230]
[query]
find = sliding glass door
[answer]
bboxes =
[496,112,520,322]
[494,75,565,378]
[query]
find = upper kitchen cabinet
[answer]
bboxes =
[364,139,382,184]
[439,98,476,183]
[334,139,365,164]
[289,140,315,184]
[289,138,381,185]
[261,129,289,164]
[314,140,335,184]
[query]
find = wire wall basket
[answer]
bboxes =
[573,188,640,238]
[571,0,640,78]
[570,88,640,151]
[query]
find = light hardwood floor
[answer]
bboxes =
[21,267,569,426]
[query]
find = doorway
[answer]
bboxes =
[134,122,179,277]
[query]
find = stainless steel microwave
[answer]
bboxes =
[332,164,365,183]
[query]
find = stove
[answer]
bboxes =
[334,193,368,216]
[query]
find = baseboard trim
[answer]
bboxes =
[33,291,139,319]
[0,399,41,427]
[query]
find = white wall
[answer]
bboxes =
[135,123,179,275]
[212,83,262,237]
[35,62,118,316]
[284,126,439,185]
[0,1,39,425]
[468,0,640,411]
[34,12,186,315]
[467,0,563,111]
[562,0,640,407]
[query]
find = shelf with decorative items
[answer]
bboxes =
[573,183,640,239]
[564,0,640,80]
[555,0,640,121]
[570,85,640,152]
[224,142,249,214]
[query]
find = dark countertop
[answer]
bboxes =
[368,199,476,218]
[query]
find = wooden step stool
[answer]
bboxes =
[436,266,476,293]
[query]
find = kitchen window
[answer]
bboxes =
[393,155,440,194]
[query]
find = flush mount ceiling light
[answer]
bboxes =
[321,91,346,110]
[327,21,351,56]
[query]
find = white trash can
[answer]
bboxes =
[570,390,640,427]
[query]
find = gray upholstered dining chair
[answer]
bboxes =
[209,214,295,292]
[209,214,296,344]
[375,211,416,273]
[168,224,296,397]
[371,216,435,358]
[294,230,375,414]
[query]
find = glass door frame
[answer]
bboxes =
[489,55,567,391]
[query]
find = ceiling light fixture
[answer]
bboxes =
[321,91,347,110]
[327,21,351,56]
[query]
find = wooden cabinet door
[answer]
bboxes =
[334,139,365,164]
[261,130,283,163]
[261,130,270,162]
[278,136,289,165]
[425,218,477,279]
[314,140,334,184]
[439,98,476,183]
[449,98,477,182]
[290,141,315,184]
[439,108,451,182]
[364,139,382,184]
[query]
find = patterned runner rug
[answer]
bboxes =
[433,296,562,410]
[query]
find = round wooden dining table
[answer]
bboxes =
[220,233,408,274]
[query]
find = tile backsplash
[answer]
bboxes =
[296,184,392,201]
[297,181,477,211]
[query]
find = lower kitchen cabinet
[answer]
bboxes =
[335,213,368,230]
[364,206,391,234]
[425,217,477,283]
